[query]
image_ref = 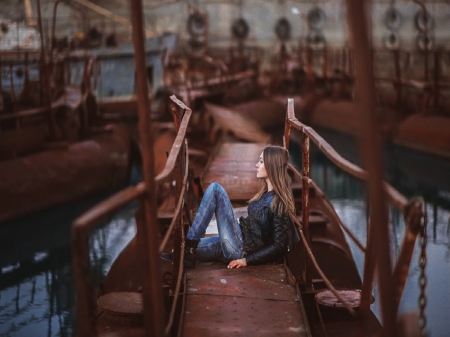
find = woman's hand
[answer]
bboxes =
[228,258,247,268]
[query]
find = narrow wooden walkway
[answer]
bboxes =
[203,142,265,201]
[183,142,310,336]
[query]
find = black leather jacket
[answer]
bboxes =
[245,194,299,266]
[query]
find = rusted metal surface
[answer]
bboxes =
[159,140,189,254]
[316,289,372,309]
[232,99,286,129]
[183,263,309,336]
[204,102,270,143]
[392,198,425,313]
[0,86,82,123]
[0,124,131,223]
[51,0,87,51]
[130,0,164,335]
[203,143,265,201]
[290,215,356,316]
[98,292,143,315]
[155,97,192,184]
[283,97,425,336]
[395,114,450,159]
[72,95,192,336]
[345,1,396,336]
[301,132,313,290]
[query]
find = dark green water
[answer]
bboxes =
[1,132,449,337]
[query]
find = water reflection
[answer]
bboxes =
[0,207,136,337]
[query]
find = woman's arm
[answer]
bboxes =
[245,212,290,265]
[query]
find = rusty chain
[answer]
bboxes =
[418,206,428,337]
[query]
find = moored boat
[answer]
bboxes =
[68,1,430,336]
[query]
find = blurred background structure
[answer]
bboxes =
[0,1,449,336]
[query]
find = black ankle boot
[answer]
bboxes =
[160,239,199,269]
[183,239,199,269]
[160,251,174,262]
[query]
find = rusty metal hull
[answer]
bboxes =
[0,124,131,223]
[183,263,309,337]
[395,114,450,159]
[287,180,382,336]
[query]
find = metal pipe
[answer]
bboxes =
[301,132,312,289]
[392,198,424,313]
[130,0,165,336]
[345,1,396,336]
[72,225,95,337]
[36,0,45,55]
[283,98,293,149]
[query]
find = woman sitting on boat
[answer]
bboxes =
[162,145,298,269]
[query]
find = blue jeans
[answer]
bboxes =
[186,183,245,262]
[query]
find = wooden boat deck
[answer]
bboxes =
[202,142,266,201]
[183,141,310,336]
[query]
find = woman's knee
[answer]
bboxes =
[206,182,225,195]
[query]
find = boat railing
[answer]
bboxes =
[71,95,192,336]
[283,97,425,317]
[0,52,95,136]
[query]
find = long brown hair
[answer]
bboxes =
[249,145,295,215]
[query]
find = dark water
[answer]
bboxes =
[1,133,450,336]
[293,128,450,337]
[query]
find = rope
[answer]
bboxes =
[315,297,329,337]
[289,213,357,316]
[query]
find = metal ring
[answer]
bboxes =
[307,7,326,31]
[384,7,402,31]
[306,31,326,51]
[415,10,433,32]
[187,13,206,37]
[416,32,433,51]
[231,18,250,40]
[384,32,400,50]
[275,17,291,41]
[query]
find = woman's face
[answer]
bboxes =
[256,152,268,179]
